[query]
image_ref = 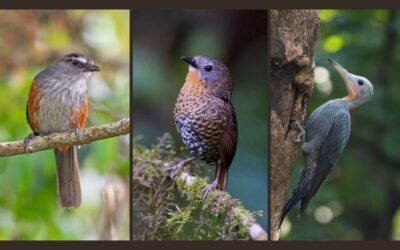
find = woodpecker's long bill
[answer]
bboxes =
[280,59,374,227]
[328,58,373,108]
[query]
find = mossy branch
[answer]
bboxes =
[132,133,267,240]
[171,171,268,240]
[0,118,130,157]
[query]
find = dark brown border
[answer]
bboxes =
[1,1,400,249]
[266,9,271,241]
[2,241,400,249]
[1,1,400,9]
[129,9,133,241]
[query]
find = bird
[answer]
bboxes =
[172,55,238,197]
[25,53,100,208]
[280,58,374,226]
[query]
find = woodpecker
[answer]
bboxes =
[280,59,374,226]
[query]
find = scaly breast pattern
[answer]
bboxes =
[174,71,229,163]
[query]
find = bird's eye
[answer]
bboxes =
[358,80,364,86]
[72,59,79,66]
[205,65,213,72]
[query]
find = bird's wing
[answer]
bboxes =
[26,80,40,133]
[216,105,238,190]
[300,110,350,212]
[304,103,327,140]
[218,105,238,169]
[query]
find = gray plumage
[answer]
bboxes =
[29,53,99,135]
[280,59,374,226]
[26,53,100,208]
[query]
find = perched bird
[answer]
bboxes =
[280,59,374,226]
[26,53,100,208]
[173,55,238,197]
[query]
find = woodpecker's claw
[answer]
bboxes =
[290,119,305,143]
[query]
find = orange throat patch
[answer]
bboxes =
[343,83,357,101]
[182,69,206,94]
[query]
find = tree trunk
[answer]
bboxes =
[270,10,319,240]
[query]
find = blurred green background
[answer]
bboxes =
[133,10,268,229]
[0,10,129,240]
[281,10,400,240]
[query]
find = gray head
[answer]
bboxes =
[37,53,100,81]
[181,55,232,99]
[329,58,373,109]
[57,53,100,74]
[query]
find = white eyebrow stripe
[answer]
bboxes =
[76,56,87,64]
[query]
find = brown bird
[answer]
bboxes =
[173,55,238,197]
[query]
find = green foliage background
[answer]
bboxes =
[281,10,400,240]
[0,10,129,240]
[132,10,268,231]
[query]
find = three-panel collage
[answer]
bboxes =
[1,8,400,242]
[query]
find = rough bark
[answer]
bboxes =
[270,10,319,240]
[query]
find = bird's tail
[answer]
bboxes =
[54,146,81,208]
[280,188,303,227]
[216,162,229,191]
[279,168,315,228]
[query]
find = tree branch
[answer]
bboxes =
[132,133,267,240]
[176,171,268,240]
[0,118,130,157]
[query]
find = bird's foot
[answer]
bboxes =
[290,119,305,143]
[69,127,81,140]
[201,179,218,200]
[23,133,38,155]
[167,156,196,180]
[69,127,82,149]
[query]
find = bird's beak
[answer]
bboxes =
[181,56,198,69]
[328,58,356,100]
[84,64,101,72]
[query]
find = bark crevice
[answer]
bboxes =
[270,9,319,240]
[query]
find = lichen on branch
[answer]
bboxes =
[132,133,267,240]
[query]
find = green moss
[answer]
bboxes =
[132,133,264,240]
